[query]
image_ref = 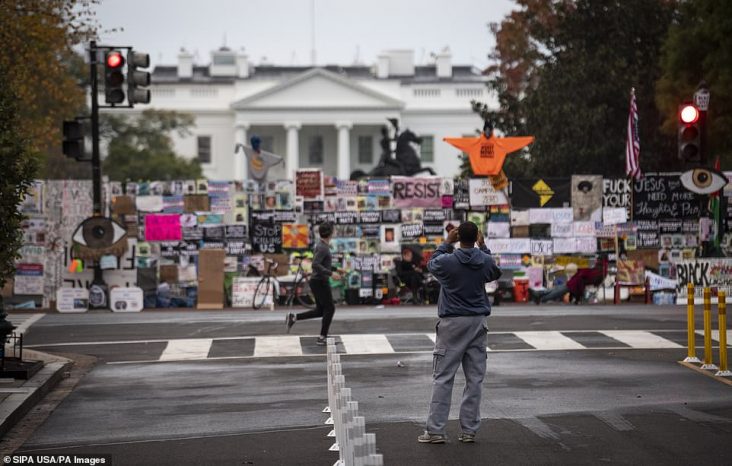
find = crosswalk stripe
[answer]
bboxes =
[7,313,44,335]
[696,330,723,343]
[425,333,436,343]
[340,334,394,354]
[600,331,682,349]
[253,336,303,357]
[159,339,213,361]
[514,331,586,350]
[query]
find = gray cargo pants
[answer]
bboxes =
[426,315,488,436]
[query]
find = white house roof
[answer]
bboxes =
[230,67,404,110]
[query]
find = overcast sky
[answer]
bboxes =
[93,0,517,68]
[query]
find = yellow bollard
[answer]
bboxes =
[684,283,701,363]
[701,288,719,370]
[715,291,731,377]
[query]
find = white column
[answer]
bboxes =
[336,121,352,180]
[234,124,249,181]
[285,122,301,179]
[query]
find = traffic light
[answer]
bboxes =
[62,120,84,160]
[678,103,701,163]
[104,50,126,104]
[127,50,151,105]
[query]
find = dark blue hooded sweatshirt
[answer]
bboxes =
[427,243,502,317]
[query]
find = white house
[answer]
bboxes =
[127,47,492,181]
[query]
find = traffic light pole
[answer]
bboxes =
[88,41,105,289]
[89,41,103,218]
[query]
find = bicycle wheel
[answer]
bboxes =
[295,278,317,309]
[253,277,272,310]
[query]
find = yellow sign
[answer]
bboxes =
[532,179,554,207]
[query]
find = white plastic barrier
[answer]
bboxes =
[325,338,384,466]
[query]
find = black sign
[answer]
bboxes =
[635,220,660,249]
[633,175,701,220]
[182,226,203,241]
[423,209,448,223]
[335,211,359,224]
[304,200,324,213]
[381,209,401,223]
[510,178,571,209]
[359,211,381,224]
[453,178,470,210]
[401,223,424,239]
[225,240,247,255]
[225,224,247,239]
[251,220,282,254]
[203,225,225,241]
[360,225,381,238]
[314,212,336,224]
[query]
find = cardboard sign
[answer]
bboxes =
[573,221,596,237]
[232,277,264,308]
[552,238,577,254]
[551,223,573,238]
[487,222,511,238]
[510,210,529,226]
[184,194,210,213]
[110,287,144,312]
[251,219,283,254]
[602,208,627,226]
[468,178,509,207]
[529,209,554,224]
[617,260,645,284]
[145,214,182,241]
[486,238,531,254]
[197,249,225,309]
[282,224,309,249]
[675,258,732,303]
[391,177,442,208]
[56,287,89,313]
[633,174,701,220]
[530,240,554,256]
[135,195,164,212]
[575,237,597,254]
[571,175,603,221]
[14,263,44,295]
[295,169,323,198]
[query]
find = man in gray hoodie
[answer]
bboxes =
[418,221,501,444]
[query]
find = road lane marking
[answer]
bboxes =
[339,334,394,354]
[8,313,45,335]
[600,331,682,349]
[515,417,561,441]
[514,331,586,350]
[253,336,303,357]
[158,339,213,361]
[695,330,728,343]
[595,412,635,431]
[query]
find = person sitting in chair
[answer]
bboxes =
[395,247,424,303]
[531,255,608,304]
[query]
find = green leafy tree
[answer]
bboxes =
[484,0,677,177]
[101,110,203,181]
[656,0,732,166]
[0,0,99,178]
[0,71,38,296]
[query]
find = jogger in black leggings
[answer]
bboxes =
[285,222,341,345]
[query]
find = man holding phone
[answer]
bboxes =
[418,221,501,444]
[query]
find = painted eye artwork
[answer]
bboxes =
[679,168,729,195]
[72,217,128,261]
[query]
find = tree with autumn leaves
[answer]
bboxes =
[479,0,731,178]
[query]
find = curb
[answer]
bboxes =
[0,359,71,439]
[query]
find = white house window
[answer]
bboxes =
[358,136,373,164]
[197,136,212,164]
[190,88,218,98]
[308,135,323,165]
[213,55,236,66]
[413,88,441,98]
[456,88,483,98]
[420,135,434,163]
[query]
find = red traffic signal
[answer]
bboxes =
[680,104,699,124]
[106,51,124,69]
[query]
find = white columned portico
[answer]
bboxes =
[336,121,352,180]
[234,123,249,181]
[284,122,301,178]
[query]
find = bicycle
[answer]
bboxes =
[252,255,316,310]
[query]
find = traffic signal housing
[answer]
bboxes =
[104,50,126,104]
[63,120,85,161]
[678,103,701,163]
[127,51,151,105]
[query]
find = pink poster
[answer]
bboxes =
[391,177,442,208]
[145,214,182,241]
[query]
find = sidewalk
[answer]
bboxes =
[0,349,71,439]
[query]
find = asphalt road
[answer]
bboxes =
[6,304,732,465]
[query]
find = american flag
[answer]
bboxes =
[625,88,641,179]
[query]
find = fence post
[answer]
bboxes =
[701,287,719,370]
[684,283,701,363]
[715,291,731,377]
